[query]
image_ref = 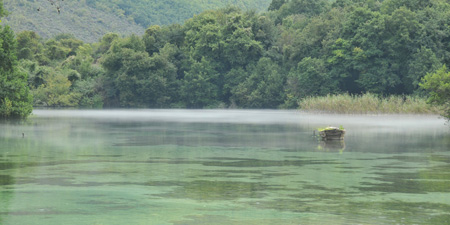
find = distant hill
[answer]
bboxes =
[3,0,271,43]
[86,0,272,28]
[3,0,145,43]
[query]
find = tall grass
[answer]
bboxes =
[299,93,442,114]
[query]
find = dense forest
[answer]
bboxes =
[1,0,450,118]
[2,0,271,42]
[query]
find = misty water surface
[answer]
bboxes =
[0,109,449,224]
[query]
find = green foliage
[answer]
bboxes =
[16,31,45,61]
[274,0,330,23]
[232,57,285,108]
[180,7,278,107]
[0,0,6,18]
[274,0,450,98]
[62,44,102,79]
[279,0,329,17]
[72,78,104,108]
[32,71,81,107]
[407,47,442,93]
[0,97,12,117]
[381,0,433,14]
[285,57,338,107]
[420,65,450,119]
[181,57,219,108]
[268,0,287,11]
[327,38,361,93]
[101,34,176,107]
[0,24,32,118]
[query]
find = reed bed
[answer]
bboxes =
[299,93,442,114]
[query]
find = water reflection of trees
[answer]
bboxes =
[0,120,32,224]
[0,168,14,224]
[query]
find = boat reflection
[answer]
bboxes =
[317,140,346,153]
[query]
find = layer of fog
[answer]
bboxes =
[32,109,448,132]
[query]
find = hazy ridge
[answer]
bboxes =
[2,0,270,42]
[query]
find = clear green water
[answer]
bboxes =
[1,110,449,225]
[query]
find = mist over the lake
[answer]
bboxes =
[33,109,448,131]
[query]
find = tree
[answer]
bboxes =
[348,11,402,94]
[45,39,70,61]
[420,65,450,120]
[222,19,263,68]
[0,0,5,19]
[181,57,219,108]
[232,57,284,108]
[283,8,345,68]
[0,24,33,118]
[381,0,433,14]
[327,38,361,94]
[276,0,329,22]
[94,32,119,57]
[182,7,270,105]
[416,2,450,66]
[268,0,287,11]
[32,72,81,107]
[101,35,175,107]
[383,7,422,93]
[285,57,337,107]
[16,31,46,63]
[406,47,441,93]
[184,11,224,64]
[62,44,102,79]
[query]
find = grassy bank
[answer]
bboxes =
[299,93,442,114]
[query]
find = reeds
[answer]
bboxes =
[299,93,442,114]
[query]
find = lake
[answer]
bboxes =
[1,109,449,225]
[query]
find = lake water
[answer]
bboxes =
[1,109,449,225]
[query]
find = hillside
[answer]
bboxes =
[3,0,145,43]
[2,0,271,42]
[86,0,272,28]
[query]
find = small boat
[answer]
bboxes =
[318,127,345,140]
